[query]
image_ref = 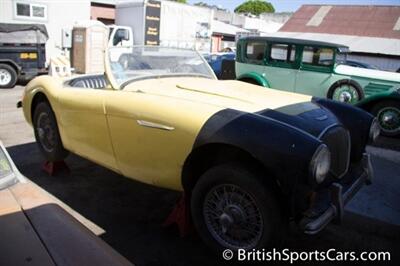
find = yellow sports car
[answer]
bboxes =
[21,46,379,252]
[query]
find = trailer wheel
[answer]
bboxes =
[0,64,17,88]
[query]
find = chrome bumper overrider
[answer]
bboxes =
[302,153,373,235]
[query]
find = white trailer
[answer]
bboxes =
[116,0,213,52]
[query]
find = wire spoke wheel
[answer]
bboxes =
[36,112,57,153]
[332,84,360,104]
[203,184,263,250]
[377,106,400,134]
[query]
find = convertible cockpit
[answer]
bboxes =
[68,75,107,89]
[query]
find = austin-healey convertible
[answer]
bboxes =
[21,46,379,252]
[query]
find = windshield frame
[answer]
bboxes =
[105,46,217,90]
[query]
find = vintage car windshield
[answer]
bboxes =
[0,148,13,179]
[108,46,215,88]
[335,52,348,64]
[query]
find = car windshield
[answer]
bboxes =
[0,148,13,179]
[335,52,348,64]
[108,46,215,88]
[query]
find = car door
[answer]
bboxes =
[238,40,268,80]
[264,43,298,92]
[55,87,119,172]
[295,46,335,97]
[104,91,194,190]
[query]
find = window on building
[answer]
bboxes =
[270,44,296,63]
[302,46,334,66]
[15,2,47,20]
[245,41,266,64]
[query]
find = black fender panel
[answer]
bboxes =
[190,109,322,193]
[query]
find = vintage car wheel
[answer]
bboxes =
[371,101,400,137]
[191,163,284,251]
[0,64,17,88]
[240,78,263,86]
[33,102,69,161]
[328,80,364,104]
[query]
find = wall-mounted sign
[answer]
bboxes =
[145,0,161,46]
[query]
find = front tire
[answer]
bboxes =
[371,100,400,137]
[33,102,69,161]
[191,163,285,252]
[0,64,17,88]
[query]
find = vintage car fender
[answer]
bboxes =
[236,72,270,87]
[355,90,400,111]
[182,108,323,194]
[22,75,64,126]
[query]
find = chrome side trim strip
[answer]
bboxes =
[137,120,175,131]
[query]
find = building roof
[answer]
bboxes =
[91,0,116,6]
[212,20,248,36]
[279,5,400,39]
[240,36,349,49]
[265,31,400,56]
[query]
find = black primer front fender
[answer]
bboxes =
[190,109,322,193]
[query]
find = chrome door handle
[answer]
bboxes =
[137,120,175,131]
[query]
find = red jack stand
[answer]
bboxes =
[163,193,193,237]
[42,160,70,176]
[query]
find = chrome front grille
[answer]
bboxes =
[319,125,351,178]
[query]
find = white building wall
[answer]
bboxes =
[213,10,287,34]
[0,0,90,60]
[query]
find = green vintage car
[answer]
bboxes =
[236,37,400,136]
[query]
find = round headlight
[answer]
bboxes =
[310,145,331,184]
[369,118,380,143]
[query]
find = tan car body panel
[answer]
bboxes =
[0,141,132,266]
[22,75,311,191]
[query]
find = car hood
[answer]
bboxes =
[123,77,312,113]
[123,77,336,137]
[335,64,400,83]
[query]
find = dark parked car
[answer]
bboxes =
[205,52,235,79]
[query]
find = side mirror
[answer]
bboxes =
[113,29,129,46]
[117,29,129,41]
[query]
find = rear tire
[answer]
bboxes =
[0,64,17,88]
[191,163,285,252]
[371,100,400,137]
[240,78,262,86]
[33,102,69,161]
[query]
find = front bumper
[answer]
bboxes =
[300,153,373,234]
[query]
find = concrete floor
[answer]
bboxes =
[1,86,399,265]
